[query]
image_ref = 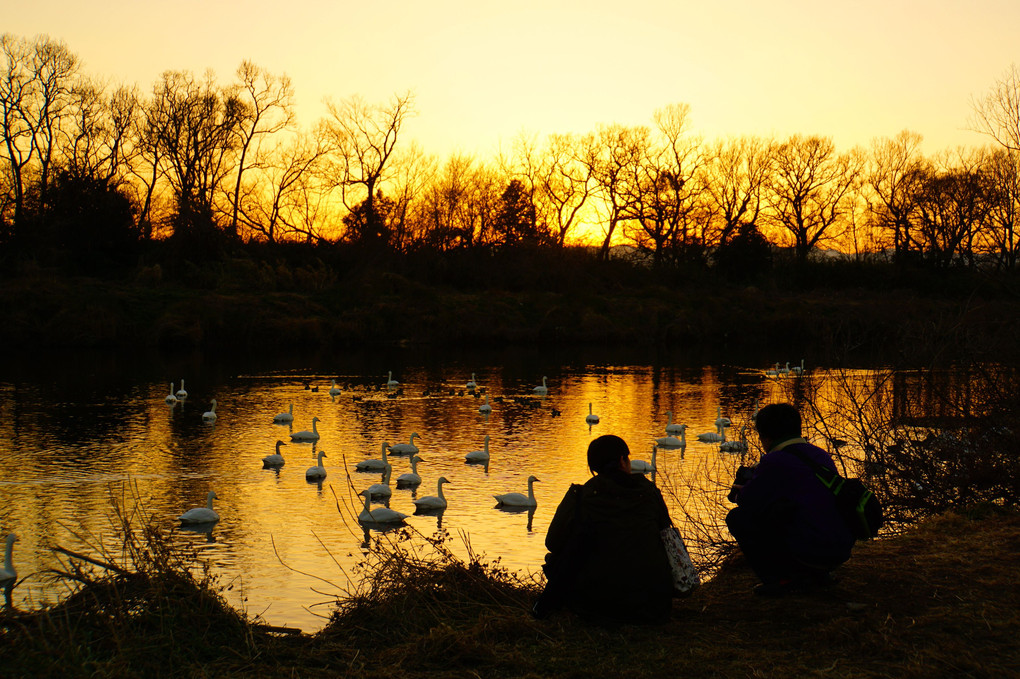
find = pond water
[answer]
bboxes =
[0,346,942,633]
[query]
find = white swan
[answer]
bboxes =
[176,379,188,399]
[665,411,685,434]
[356,442,390,471]
[494,475,539,507]
[697,426,726,443]
[791,359,805,376]
[165,383,178,404]
[262,440,287,467]
[305,450,328,480]
[386,371,400,389]
[290,416,320,442]
[202,399,217,422]
[364,464,393,500]
[715,406,731,431]
[329,379,341,396]
[358,492,407,524]
[413,476,451,511]
[389,433,420,456]
[396,455,423,487]
[779,361,791,376]
[0,534,17,585]
[720,425,749,454]
[273,403,294,424]
[766,363,780,377]
[178,491,219,524]
[585,403,599,424]
[466,372,477,390]
[479,394,492,415]
[630,445,658,474]
[657,427,687,448]
[532,376,548,395]
[465,435,491,463]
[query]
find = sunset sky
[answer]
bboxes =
[6,0,1019,159]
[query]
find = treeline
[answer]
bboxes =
[2,33,1020,279]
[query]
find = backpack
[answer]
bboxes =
[788,447,885,540]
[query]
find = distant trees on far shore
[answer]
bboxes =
[1,33,1018,276]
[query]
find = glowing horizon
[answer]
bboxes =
[6,0,1017,161]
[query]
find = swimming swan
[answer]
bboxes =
[165,383,178,404]
[202,399,217,422]
[585,403,600,424]
[494,475,539,507]
[630,445,658,473]
[0,534,17,585]
[532,376,548,395]
[720,425,749,453]
[657,427,687,448]
[364,464,393,500]
[305,450,328,480]
[178,491,219,524]
[358,492,408,524]
[290,416,320,442]
[386,371,400,389]
[715,406,731,431]
[262,440,287,467]
[665,411,685,434]
[356,442,390,471]
[396,455,423,487]
[466,373,477,390]
[176,379,188,399]
[329,379,341,396]
[697,427,726,443]
[273,404,294,424]
[389,433,421,456]
[465,435,491,463]
[479,394,492,414]
[413,476,451,511]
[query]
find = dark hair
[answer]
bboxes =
[587,434,630,474]
[754,403,802,441]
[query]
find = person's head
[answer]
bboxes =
[587,434,631,475]
[754,403,802,449]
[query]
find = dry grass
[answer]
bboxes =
[1,497,1018,678]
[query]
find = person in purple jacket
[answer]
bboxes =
[726,403,855,595]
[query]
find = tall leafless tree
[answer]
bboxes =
[322,91,415,246]
[228,61,294,237]
[766,135,861,259]
[971,63,1020,152]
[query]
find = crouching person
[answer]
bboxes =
[726,403,854,595]
[533,434,674,624]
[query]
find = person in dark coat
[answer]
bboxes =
[726,403,855,595]
[533,434,675,624]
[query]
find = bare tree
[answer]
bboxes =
[234,131,327,243]
[971,63,1020,151]
[866,130,928,259]
[410,154,500,250]
[915,148,993,268]
[766,135,861,259]
[322,91,415,246]
[582,124,647,260]
[228,61,294,237]
[982,148,1020,269]
[0,33,79,230]
[64,81,140,187]
[703,135,773,247]
[148,69,245,234]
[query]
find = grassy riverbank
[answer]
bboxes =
[2,253,1019,363]
[1,508,1017,678]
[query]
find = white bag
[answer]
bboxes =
[661,524,700,596]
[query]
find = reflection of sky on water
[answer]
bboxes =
[0,351,974,632]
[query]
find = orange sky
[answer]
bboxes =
[6,0,1019,159]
